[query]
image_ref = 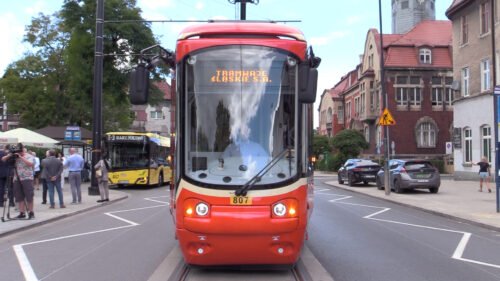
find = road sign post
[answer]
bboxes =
[494,86,500,213]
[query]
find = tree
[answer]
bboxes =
[331,129,369,162]
[312,134,332,158]
[1,0,159,131]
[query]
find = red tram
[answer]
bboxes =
[130,21,320,266]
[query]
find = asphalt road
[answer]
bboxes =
[309,175,500,281]
[1,177,500,280]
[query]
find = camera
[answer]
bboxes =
[8,144,23,154]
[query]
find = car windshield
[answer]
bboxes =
[184,45,298,187]
[405,162,433,170]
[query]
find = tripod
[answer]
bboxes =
[1,166,25,222]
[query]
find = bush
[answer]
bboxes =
[430,159,445,173]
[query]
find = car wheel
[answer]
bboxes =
[363,181,368,185]
[429,187,439,193]
[394,179,403,193]
[376,177,383,190]
[338,174,344,184]
[348,174,354,187]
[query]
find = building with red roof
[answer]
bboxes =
[319,20,453,160]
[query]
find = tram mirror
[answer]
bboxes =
[298,67,318,104]
[129,64,150,105]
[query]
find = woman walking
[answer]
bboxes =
[475,157,492,193]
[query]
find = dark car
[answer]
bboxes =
[376,159,440,193]
[338,159,381,186]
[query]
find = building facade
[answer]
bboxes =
[446,0,500,180]
[130,81,172,136]
[318,20,453,161]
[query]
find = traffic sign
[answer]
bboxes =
[494,85,500,95]
[378,108,396,126]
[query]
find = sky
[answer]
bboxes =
[0,0,453,127]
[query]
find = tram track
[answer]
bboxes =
[171,263,307,281]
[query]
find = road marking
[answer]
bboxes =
[14,196,169,281]
[322,190,500,270]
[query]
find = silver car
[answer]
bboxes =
[376,159,440,193]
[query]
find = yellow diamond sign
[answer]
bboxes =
[378,108,396,126]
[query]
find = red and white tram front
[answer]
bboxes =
[173,42,316,266]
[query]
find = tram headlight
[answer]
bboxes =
[195,202,209,216]
[273,203,287,217]
[272,199,299,218]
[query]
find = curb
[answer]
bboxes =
[324,182,500,233]
[0,195,128,238]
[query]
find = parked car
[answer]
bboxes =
[376,159,440,193]
[338,159,381,186]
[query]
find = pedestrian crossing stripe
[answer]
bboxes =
[378,108,396,126]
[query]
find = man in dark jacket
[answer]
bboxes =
[41,150,65,208]
[0,144,15,207]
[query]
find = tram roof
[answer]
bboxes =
[177,22,306,42]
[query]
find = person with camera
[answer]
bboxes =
[0,144,15,208]
[1,143,36,219]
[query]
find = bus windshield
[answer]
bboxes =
[184,45,298,187]
[108,141,150,169]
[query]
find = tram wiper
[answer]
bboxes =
[235,148,290,196]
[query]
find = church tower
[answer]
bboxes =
[392,0,436,34]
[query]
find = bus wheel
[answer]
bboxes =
[158,173,163,187]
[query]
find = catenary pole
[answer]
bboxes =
[379,0,391,195]
[90,0,104,196]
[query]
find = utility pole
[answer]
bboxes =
[379,0,391,195]
[228,0,259,20]
[491,0,499,213]
[90,0,104,196]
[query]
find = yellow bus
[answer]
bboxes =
[105,132,172,187]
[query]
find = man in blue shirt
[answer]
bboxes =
[64,148,84,204]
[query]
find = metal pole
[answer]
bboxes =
[89,0,104,196]
[241,0,246,20]
[379,0,390,195]
[491,0,499,212]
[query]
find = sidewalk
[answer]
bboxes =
[0,181,128,237]
[315,171,500,232]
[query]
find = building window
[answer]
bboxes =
[480,2,490,35]
[481,59,491,92]
[419,48,432,64]
[401,0,409,9]
[416,121,437,148]
[346,102,351,120]
[464,127,472,163]
[150,110,163,120]
[395,76,421,108]
[481,126,492,162]
[327,107,333,123]
[364,126,370,142]
[337,105,344,124]
[431,87,443,106]
[461,15,468,45]
[462,67,469,97]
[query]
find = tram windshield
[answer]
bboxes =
[184,46,298,187]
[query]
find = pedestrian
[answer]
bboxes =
[1,143,36,219]
[57,152,67,189]
[42,149,65,208]
[0,144,15,208]
[40,150,50,204]
[31,151,41,190]
[474,157,492,193]
[64,148,84,204]
[94,152,110,203]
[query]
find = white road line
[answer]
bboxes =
[323,191,500,270]
[14,196,169,281]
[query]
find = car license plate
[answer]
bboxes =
[417,180,428,183]
[365,175,375,178]
[118,180,129,184]
[230,195,252,205]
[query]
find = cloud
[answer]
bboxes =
[139,0,174,10]
[24,0,49,16]
[346,15,362,25]
[195,1,204,10]
[0,12,27,76]
[309,31,348,47]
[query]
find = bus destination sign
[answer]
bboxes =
[107,135,145,142]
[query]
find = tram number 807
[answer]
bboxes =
[230,195,252,205]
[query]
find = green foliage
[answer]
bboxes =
[430,159,445,173]
[331,129,369,158]
[1,0,158,132]
[312,134,332,158]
